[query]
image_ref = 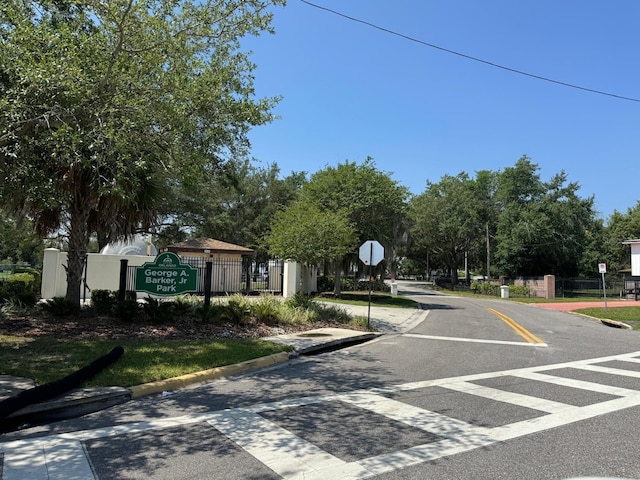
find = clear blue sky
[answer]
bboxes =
[243,0,640,220]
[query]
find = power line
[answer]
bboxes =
[300,0,640,103]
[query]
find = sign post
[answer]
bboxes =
[135,252,199,296]
[359,240,385,327]
[599,263,608,310]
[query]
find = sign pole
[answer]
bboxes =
[358,240,384,329]
[599,263,608,310]
[367,242,373,328]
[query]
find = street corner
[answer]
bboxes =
[264,327,382,355]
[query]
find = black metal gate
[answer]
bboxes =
[125,257,283,296]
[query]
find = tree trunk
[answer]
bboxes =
[449,262,458,285]
[66,199,91,305]
[333,259,342,296]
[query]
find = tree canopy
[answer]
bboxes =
[493,157,596,277]
[0,0,284,303]
[267,199,357,267]
[408,156,600,282]
[267,158,410,293]
[166,160,305,261]
[410,172,488,283]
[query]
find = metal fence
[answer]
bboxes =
[125,257,284,296]
[623,279,640,301]
[556,277,625,298]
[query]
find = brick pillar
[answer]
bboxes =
[544,275,555,299]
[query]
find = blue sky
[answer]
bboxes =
[243,0,639,220]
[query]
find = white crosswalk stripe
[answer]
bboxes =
[4,351,640,479]
[440,381,574,413]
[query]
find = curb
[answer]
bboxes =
[128,351,291,398]
[599,317,633,329]
[569,311,633,330]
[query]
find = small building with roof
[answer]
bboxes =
[161,238,256,293]
[160,237,254,261]
[622,239,640,300]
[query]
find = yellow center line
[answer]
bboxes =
[487,308,545,344]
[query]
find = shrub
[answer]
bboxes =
[317,276,391,293]
[222,295,251,324]
[250,294,283,325]
[40,296,81,316]
[142,296,177,323]
[470,282,500,296]
[0,297,32,319]
[309,302,352,323]
[172,295,200,316]
[317,275,333,292]
[284,292,315,310]
[0,272,39,306]
[196,303,227,323]
[115,299,141,322]
[91,290,117,315]
[510,285,530,297]
[278,305,312,324]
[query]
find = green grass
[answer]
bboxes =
[0,293,376,389]
[573,306,640,329]
[0,335,292,388]
[320,292,419,309]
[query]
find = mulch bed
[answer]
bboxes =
[0,313,355,341]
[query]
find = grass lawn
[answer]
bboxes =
[572,306,640,329]
[1,294,376,389]
[320,292,419,309]
[0,335,292,388]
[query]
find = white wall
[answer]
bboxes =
[41,249,156,299]
[41,249,318,299]
[282,261,300,298]
[632,243,640,277]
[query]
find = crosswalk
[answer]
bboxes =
[4,350,640,479]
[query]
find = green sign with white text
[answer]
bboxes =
[134,252,199,296]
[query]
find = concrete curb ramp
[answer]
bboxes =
[264,327,381,354]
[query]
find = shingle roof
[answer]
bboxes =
[165,238,254,254]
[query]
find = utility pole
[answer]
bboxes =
[486,223,490,281]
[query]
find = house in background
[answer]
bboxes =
[160,238,284,293]
[161,237,254,262]
[160,238,254,293]
[622,239,640,300]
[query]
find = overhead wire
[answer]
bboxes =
[299,0,640,103]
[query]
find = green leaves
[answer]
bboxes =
[409,156,600,280]
[1,0,285,303]
[267,199,357,266]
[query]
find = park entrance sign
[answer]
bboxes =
[135,252,199,296]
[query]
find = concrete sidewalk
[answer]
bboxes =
[1,304,426,429]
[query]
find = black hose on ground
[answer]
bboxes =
[0,346,124,424]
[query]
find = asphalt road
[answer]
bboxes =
[3,283,640,480]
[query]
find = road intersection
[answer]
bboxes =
[3,284,640,479]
